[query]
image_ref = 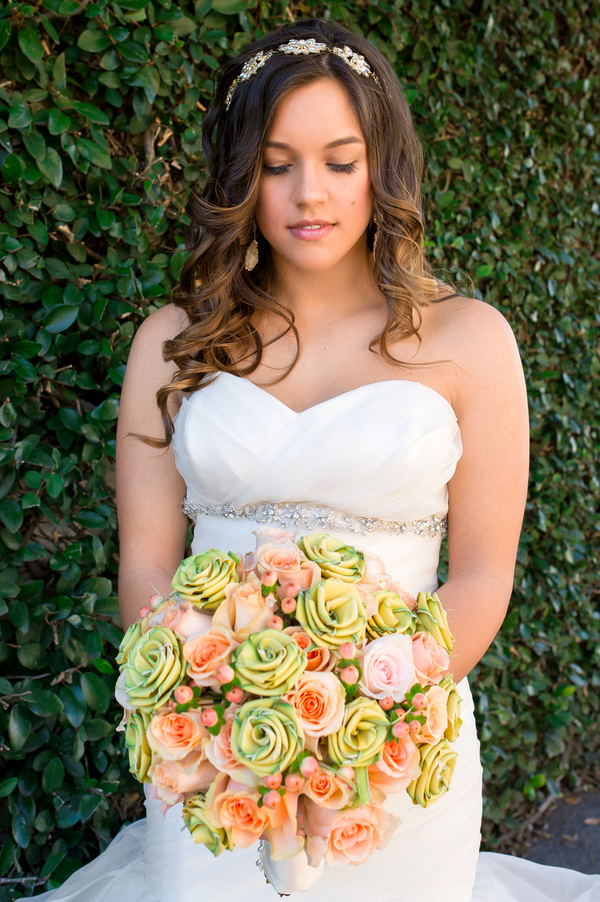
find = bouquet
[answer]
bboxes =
[115,527,462,869]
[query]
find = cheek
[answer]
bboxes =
[255,182,284,236]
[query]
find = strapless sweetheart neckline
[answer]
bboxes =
[215,371,457,419]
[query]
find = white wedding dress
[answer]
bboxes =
[27,374,600,902]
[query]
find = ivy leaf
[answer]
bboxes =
[37,147,63,189]
[43,304,78,333]
[40,15,60,43]
[0,499,23,533]
[42,757,65,792]
[77,29,111,53]
[8,705,31,751]
[80,673,110,713]
[1,153,23,183]
[48,108,72,135]
[72,102,110,125]
[53,52,67,89]
[0,777,18,799]
[8,104,32,131]
[24,690,64,717]
[76,137,112,169]
[23,130,46,162]
[18,26,45,63]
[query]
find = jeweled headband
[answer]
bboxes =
[225,37,381,110]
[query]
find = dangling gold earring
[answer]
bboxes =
[371,213,381,256]
[244,230,259,271]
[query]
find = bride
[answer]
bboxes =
[28,17,600,902]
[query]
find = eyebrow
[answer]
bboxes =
[265,136,364,151]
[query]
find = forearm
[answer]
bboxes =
[435,571,513,684]
[118,566,177,631]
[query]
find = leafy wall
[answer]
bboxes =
[0,0,598,896]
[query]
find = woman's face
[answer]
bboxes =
[255,78,373,274]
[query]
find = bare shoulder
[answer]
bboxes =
[132,302,190,355]
[422,295,525,416]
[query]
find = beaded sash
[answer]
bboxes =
[182,497,448,539]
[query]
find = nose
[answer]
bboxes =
[291,161,327,210]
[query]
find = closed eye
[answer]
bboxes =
[262,162,358,176]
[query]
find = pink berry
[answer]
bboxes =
[264,774,282,790]
[201,708,219,728]
[225,686,244,704]
[285,773,304,791]
[139,606,152,618]
[268,616,284,631]
[174,686,194,704]
[379,696,394,711]
[392,720,410,739]
[261,569,278,587]
[285,583,300,598]
[216,664,235,684]
[281,597,297,614]
[263,790,281,809]
[299,756,319,778]
[412,693,427,710]
[339,665,359,685]
[148,593,163,608]
[339,642,356,660]
[408,720,421,735]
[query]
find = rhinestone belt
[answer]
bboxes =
[182,497,448,539]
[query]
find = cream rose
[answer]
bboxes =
[284,671,345,739]
[420,685,449,744]
[150,599,213,641]
[359,633,415,702]
[146,708,208,760]
[148,755,217,807]
[183,625,238,688]
[255,540,321,595]
[304,799,400,867]
[213,578,276,640]
[204,706,256,786]
[368,735,421,793]
[411,632,449,685]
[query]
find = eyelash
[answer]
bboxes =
[262,162,358,176]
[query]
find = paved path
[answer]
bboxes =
[525,789,600,874]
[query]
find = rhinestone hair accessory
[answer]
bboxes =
[225,38,381,110]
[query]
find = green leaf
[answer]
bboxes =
[80,673,110,713]
[58,685,86,728]
[74,510,107,528]
[80,718,112,741]
[0,499,23,533]
[37,147,63,189]
[0,21,11,54]
[8,705,31,751]
[211,0,246,13]
[78,29,111,53]
[8,103,32,130]
[24,690,64,717]
[1,153,23,184]
[118,40,149,63]
[23,129,46,162]
[9,600,29,631]
[48,107,72,135]
[90,398,119,420]
[0,777,18,799]
[40,15,60,43]
[44,304,78,333]
[41,850,67,879]
[76,137,112,169]
[18,26,45,63]
[97,209,116,229]
[476,264,493,278]
[72,102,110,125]
[53,52,67,89]
[42,757,65,793]
[17,642,44,669]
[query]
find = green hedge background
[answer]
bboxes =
[0,0,599,896]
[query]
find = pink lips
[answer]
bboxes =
[288,219,334,241]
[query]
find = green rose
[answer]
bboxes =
[171,549,240,611]
[122,626,184,713]
[439,674,462,742]
[328,696,388,767]
[230,697,304,777]
[297,534,365,582]
[414,592,455,653]
[407,738,457,808]
[232,629,307,697]
[182,793,233,856]
[116,621,144,667]
[296,578,367,649]
[125,710,152,783]
[366,589,417,641]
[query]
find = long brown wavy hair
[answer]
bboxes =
[150,18,461,447]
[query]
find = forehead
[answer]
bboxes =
[266,78,364,147]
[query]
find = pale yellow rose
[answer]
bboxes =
[296,534,365,582]
[230,697,304,778]
[125,710,152,783]
[171,550,240,611]
[366,589,417,641]
[440,674,462,742]
[296,578,368,649]
[232,629,307,697]
[121,626,184,713]
[328,697,388,767]
[414,591,454,652]
[407,738,457,807]
[182,788,233,856]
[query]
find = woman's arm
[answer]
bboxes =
[116,304,190,631]
[435,299,529,683]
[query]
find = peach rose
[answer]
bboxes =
[419,685,449,744]
[359,550,387,590]
[213,579,276,640]
[368,735,421,793]
[385,580,416,610]
[146,708,208,761]
[304,798,400,867]
[411,632,450,685]
[284,671,345,739]
[359,633,415,702]
[183,625,238,687]
[255,540,321,595]
[204,706,257,787]
[212,777,270,848]
[303,767,355,810]
[150,599,213,640]
[148,755,217,807]
[284,627,334,672]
